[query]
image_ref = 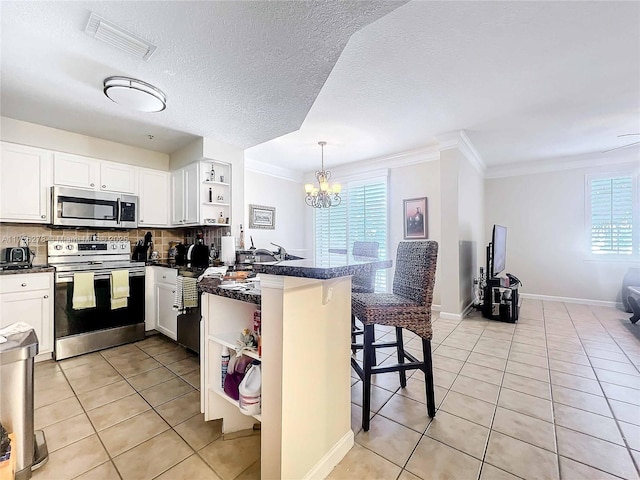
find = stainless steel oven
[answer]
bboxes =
[48,240,145,360]
[52,186,138,229]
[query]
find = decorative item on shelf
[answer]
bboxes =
[253,309,262,356]
[236,328,258,356]
[204,218,216,224]
[208,188,213,203]
[220,175,225,183]
[218,212,225,224]
[304,141,342,208]
[217,194,224,202]
[209,165,216,182]
[239,224,245,249]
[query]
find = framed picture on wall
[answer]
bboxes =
[249,204,276,230]
[403,197,428,239]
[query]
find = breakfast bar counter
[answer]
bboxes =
[200,257,391,480]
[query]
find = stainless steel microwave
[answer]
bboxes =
[52,186,138,229]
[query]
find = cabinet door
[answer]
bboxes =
[100,162,137,194]
[171,170,185,225]
[139,169,170,227]
[0,289,53,356]
[183,162,199,225]
[0,143,52,223]
[53,153,99,189]
[155,283,177,340]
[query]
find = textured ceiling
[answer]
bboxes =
[2,1,638,173]
[0,0,406,154]
[247,1,640,172]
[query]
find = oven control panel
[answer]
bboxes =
[48,241,131,257]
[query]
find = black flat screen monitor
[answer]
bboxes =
[491,224,507,277]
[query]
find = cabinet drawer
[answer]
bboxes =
[0,273,52,294]
[153,267,177,285]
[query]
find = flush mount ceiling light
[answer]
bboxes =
[103,76,167,113]
[304,141,342,208]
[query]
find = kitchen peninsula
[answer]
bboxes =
[199,257,391,480]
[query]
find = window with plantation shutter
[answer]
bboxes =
[588,174,637,256]
[314,177,388,291]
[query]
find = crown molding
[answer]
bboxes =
[245,157,305,183]
[437,130,486,175]
[485,147,640,179]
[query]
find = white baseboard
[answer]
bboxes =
[438,301,475,321]
[303,430,354,480]
[519,292,620,309]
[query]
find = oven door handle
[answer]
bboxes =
[56,270,145,283]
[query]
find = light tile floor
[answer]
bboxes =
[33,299,640,479]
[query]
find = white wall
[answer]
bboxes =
[0,116,169,169]
[389,160,442,307]
[244,169,308,257]
[457,153,485,311]
[486,161,639,304]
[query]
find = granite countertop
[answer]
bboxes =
[198,277,261,306]
[252,257,392,280]
[0,265,55,276]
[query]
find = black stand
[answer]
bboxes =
[482,279,519,323]
[481,243,519,323]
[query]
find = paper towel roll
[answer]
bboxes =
[221,236,236,266]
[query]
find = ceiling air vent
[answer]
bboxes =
[85,13,157,61]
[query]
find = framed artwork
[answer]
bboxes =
[249,204,276,229]
[403,197,428,239]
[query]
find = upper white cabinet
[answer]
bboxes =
[100,162,138,194]
[0,142,52,223]
[54,153,137,194]
[171,162,199,225]
[139,168,170,227]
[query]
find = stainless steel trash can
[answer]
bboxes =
[0,329,48,480]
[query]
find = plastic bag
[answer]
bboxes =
[223,355,253,401]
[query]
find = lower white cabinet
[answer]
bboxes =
[145,267,178,339]
[155,283,178,340]
[0,272,54,360]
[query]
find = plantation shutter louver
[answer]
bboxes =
[590,176,634,255]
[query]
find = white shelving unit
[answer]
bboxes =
[209,385,262,422]
[200,161,232,226]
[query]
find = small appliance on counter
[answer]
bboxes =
[1,240,34,270]
[175,243,188,265]
[188,232,210,268]
[132,232,152,261]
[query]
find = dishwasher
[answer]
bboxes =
[176,270,202,354]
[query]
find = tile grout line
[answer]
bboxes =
[566,306,640,478]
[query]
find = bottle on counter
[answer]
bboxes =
[239,224,245,249]
[221,346,230,388]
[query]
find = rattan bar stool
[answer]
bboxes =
[351,240,438,431]
[351,241,380,355]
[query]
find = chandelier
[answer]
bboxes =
[304,141,342,208]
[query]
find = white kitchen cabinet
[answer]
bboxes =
[53,152,99,190]
[155,282,177,340]
[100,162,137,194]
[0,272,54,360]
[171,162,199,225]
[54,152,137,194]
[138,169,170,227]
[146,267,178,339]
[0,143,52,223]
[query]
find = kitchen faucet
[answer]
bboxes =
[271,242,287,261]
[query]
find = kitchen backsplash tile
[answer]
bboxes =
[0,223,230,263]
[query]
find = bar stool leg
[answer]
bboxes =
[362,324,375,431]
[422,338,436,417]
[395,327,407,388]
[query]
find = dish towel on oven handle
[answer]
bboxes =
[73,272,96,310]
[110,270,130,310]
[173,276,184,313]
